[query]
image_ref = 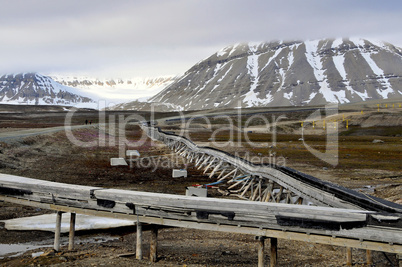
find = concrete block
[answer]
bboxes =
[186,186,207,197]
[172,169,187,178]
[126,150,140,157]
[110,158,128,166]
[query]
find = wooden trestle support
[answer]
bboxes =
[152,128,314,206]
[172,144,283,204]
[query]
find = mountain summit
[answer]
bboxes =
[131,38,402,110]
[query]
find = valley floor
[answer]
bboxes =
[0,104,401,266]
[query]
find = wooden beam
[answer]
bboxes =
[195,154,205,167]
[366,250,372,266]
[203,158,216,174]
[216,168,227,180]
[1,195,401,254]
[270,238,278,267]
[68,213,76,250]
[257,236,266,267]
[276,186,283,203]
[264,182,274,202]
[219,168,237,181]
[209,161,223,178]
[136,221,143,260]
[240,178,255,197]
[298,197,303,205]
[251,180,261,201]
[150,225,158,262]
[54,211,63,251]
[346,247,352,266]
[227,176,249,190]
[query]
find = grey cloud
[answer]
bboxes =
[0,0,401,77]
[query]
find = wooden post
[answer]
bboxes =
[270,237,277,267]
[366,250,372,265]
[54,211,63,251]
[257,237,266,267]
[150,225,158,262]
[136,222,143,260]
[346,247,352,266]
[68,213,76,250]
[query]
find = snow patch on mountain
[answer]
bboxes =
[0,73,96,108]
[305,40,339,102]
[51,75,176,104]
[244,43,262,107]
[350,38,394,98]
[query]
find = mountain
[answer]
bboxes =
[119,38,402,111]
[0,73,95,107]
[51,75,177,104]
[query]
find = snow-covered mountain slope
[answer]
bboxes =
[51,75,177,104]
[0,73,95,107]
[124,38,402,111]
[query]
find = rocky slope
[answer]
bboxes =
[122,38,402,111]
[0,73,95,107]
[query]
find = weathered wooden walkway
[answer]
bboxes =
[0,173,401,266]
[0,125,401,265]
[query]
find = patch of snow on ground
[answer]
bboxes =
[2,214,134,233]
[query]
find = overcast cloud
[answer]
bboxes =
[1,0,401,78]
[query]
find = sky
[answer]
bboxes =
[1,0,402,79]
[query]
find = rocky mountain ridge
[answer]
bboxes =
[51,75,176,96]
[0,73,177,108]
[0,73,94,107]
[119,38,402,111]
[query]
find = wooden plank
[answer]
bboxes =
[92,188,372,221]
[366,250,372,265]
[346,247,352,266]
[150,225,158,262]
[270,238,278,267]
[257,237,265,267]
[136,221,143,260]
[1,195,401,254]
[54,211,63,251]
[68,213,76,250]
